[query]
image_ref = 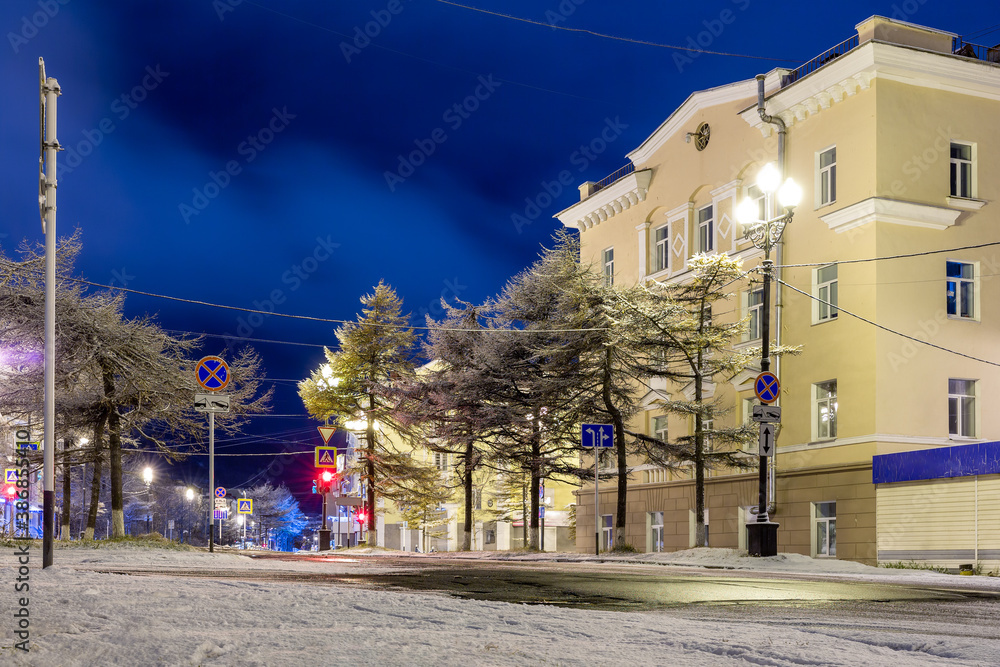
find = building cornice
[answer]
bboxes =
[741,41,1000,135]
[555,169,653,231]
[820,196,960,233]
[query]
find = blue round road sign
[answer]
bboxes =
[196,356,230,391]
[754,372,780,404]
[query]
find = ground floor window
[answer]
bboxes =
[648,512,664,552]
[813,501,836,557]
[601,515,614,551]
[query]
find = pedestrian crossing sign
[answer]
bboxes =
[315,446,337,468]
[5,468,17,483]
[237,498,253,514]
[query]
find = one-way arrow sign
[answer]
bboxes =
[759,423,776,457]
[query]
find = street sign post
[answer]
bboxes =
[315,446,337,468]
[196,356,230,555]
[759,423,776,457]
[754,372,780,404]
[194,394,231,413]
[318,426,336,444]
[752,405,781,423]
[582,423,614,556]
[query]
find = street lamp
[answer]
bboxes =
[142,467,153,534]
[736,162,801,557]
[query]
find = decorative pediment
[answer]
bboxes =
[555,169,653,231]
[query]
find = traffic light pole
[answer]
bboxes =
[319,487,331,551]
[209,411,214,553]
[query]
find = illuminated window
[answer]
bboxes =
[698,205,713,253]
[814,380,837,440]
[946,261,975,319]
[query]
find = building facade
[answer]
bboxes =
[558,16,1000,567]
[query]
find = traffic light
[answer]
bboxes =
[355,508,368,525]
[311,480,317,494]
[316,470,337,494]
[5,485,16,500]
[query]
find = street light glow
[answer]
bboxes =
[778,178,803,209]
[143,467,153,485]
[756,162,781,193]
[186,488,194,501]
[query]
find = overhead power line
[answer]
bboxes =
[69,277,608,333]
[776,278,1000,368]
[772,240,1000,269]
[434,0,803,63]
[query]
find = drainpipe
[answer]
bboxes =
[756,74,784,516]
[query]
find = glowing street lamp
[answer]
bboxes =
[736,162,801,557]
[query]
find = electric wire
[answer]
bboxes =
[776,277,1000,368]
[771,240,1000,269]
[68,277,609,333]
[433,0,803,63]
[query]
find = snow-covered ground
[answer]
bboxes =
[3,544,1000,666]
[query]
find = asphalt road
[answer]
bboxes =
[230,554,998,612]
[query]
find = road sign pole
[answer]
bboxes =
[594,446,599,556]
[209,411,214,553]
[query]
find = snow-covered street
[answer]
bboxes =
[3,545,1000,666]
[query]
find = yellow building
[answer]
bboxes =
[557,16,1000,567]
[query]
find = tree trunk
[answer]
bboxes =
[694,348,707,548]
[61,438,72,540]
[85,410,107,540]
[529,418,541,550]
[604,347,628,549]
[101,361,126,538]
[462,442,473,551]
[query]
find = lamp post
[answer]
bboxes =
[736,162,801,557]
[142,466,153,534]
[184,487,194,544]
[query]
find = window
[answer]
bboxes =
[653,415,668,443]
[949,379,977,438]
[742,397,755,426]
[697,205,713,253]
[946,261,975,319]
[815,264,838,322]
[601,515,614,551]
[951,142,973,198]
[746,184,766,223]
[648,511,664,553]
[813,501,836,557]
[817,147,836,206]
[746,287,764,340]
[814,380,837,440]
[433,452,450,472]
[654,225,669,273]
[603,247,614,286]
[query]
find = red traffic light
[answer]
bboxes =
[355,509,367,524]
[321,470,334,483]
[5,485,16,498]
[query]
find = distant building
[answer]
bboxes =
[557,16,1000,568]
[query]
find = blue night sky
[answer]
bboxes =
[2,1,998,508]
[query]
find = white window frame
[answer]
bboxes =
[601,514,614,551]
[946,260,978,321]
[811,501,836,557]
[948,378,978,439]
[816,146,837,208]
[647,511,664,553]
[744,287,764,341]
[742,397,755,426]
[603,247,614,286]
[813,380,838,441]
[813,264,838,324]
[697,205,714,253]
[950,141,976,199]
[652,415,668,442]
[433,451,450,472]
[653,225,669,273]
